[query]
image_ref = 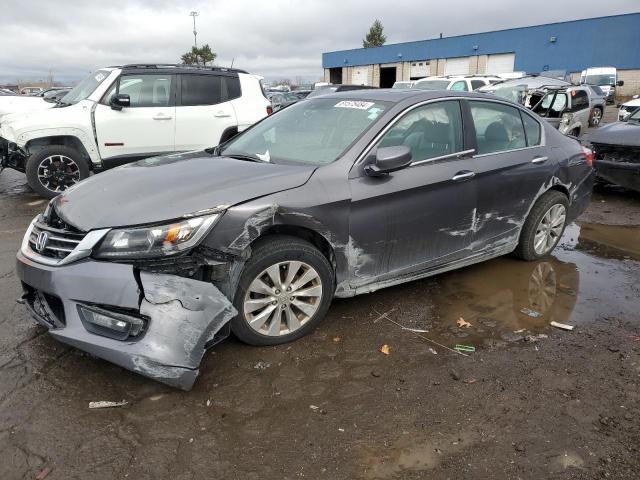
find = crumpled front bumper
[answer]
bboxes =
[16,251,237,390]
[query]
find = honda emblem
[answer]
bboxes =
[35,231,49,253]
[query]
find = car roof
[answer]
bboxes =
[309,88,501,104]
[114,64,248,76]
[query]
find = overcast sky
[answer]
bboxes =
[1,0,638,84]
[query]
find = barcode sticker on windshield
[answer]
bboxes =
[334,101,375,110]
[95,73,105,82]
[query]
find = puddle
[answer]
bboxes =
[338,221,640,352]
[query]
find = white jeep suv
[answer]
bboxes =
[0,64,271,198]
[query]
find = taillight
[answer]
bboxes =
[582,146,594,168]
[266,106,273,115]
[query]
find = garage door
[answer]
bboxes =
[486,53,515,75]
[351,67,368,85]
[444,57,470,76]
[410,61,430,79]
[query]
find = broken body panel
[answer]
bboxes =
[590,119,640,192]
[16,90,594,389]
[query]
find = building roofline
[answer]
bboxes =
[323,12,640,56]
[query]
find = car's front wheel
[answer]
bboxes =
[514,191,569,261]
[231,235,335,346]
[25,146,89,198]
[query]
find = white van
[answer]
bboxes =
[580,67,623,104]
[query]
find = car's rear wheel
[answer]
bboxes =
[25,146,89,198]
[231,235,334,346]
[514,191,569,261]
[589,107,603,127]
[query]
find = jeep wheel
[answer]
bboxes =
[231,235,334,346]
[25,146,90,198]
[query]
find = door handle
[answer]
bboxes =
[531,156,548,164]
[152,114,172,120]
[214,111,231,118]
[452,171,476,182]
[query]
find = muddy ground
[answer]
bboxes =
[1,115,639,479]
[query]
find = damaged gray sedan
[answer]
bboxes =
[16,89,594,389]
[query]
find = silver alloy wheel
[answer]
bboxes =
[533,204,566,255]
[37,154,81,193]
[591,108,602,126]
[243,260,323,336]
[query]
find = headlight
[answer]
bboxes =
[93,214,219,259]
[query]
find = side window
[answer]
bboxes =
[106,75,173,108]
[223,76,241,101]
[570,90,589,111]
[521,112,542,146]
[469,101,527,155]
[181,74,222,106]
[376,100,464,162]
[471,80,485,90]
[450,81,468,91]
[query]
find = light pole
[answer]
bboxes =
[189,11,199,48]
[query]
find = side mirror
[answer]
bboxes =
[365,146,412,176]
[110,94,130,110]
[617,80,624,87]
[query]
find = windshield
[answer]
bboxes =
[60,69,110,105]
[414,80,450,90]
[392,82,412,89]
[584,74,616,86]
[220,98,388,166]
[493,85,527,104]
[630,109,640,122]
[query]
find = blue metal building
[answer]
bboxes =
[322,13,640,91]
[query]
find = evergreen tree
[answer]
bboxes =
[363,20,387,48]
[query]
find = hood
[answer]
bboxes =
[0,100,90,137]
[589,121,640,147]
[54,152,317,231]
[0,96,53,117]
[622,98,640,108]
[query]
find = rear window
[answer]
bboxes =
[181,74,222,106]
[224,76,241,101]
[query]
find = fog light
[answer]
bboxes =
[77,304,146,340]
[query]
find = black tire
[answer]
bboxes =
[589,107,603,127]
[231,235,335,346]
[25,146,90,199]
[514,191,569,261]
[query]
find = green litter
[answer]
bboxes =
[453,344,476,353]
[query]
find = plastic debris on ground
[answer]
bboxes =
[402,327,430,333]
[457,317,472,328]
[428,347,438,355]
[550,321,575,331]
[36,467,52,480]
[88,400,128,409]
[379,344,390,355]
[453,344,476,353]
[520,308,543,318]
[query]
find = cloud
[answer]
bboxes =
[1,0,637,84]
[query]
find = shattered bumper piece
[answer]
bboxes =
[16,252,236,390]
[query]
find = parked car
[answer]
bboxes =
[618,95,640,121]
[526,85,606,136]
[589,108,640,192]
[483,78,606,136]
[0,88,17,96]
[392,81,415,89]
[20,87,44,95]
[291,90,312,99]
[414,75,502,92]
[580,67,624,104]
[16,89,594,389]
[0,64,270,198]
[266,91,299,112]
[306,84,378,98]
